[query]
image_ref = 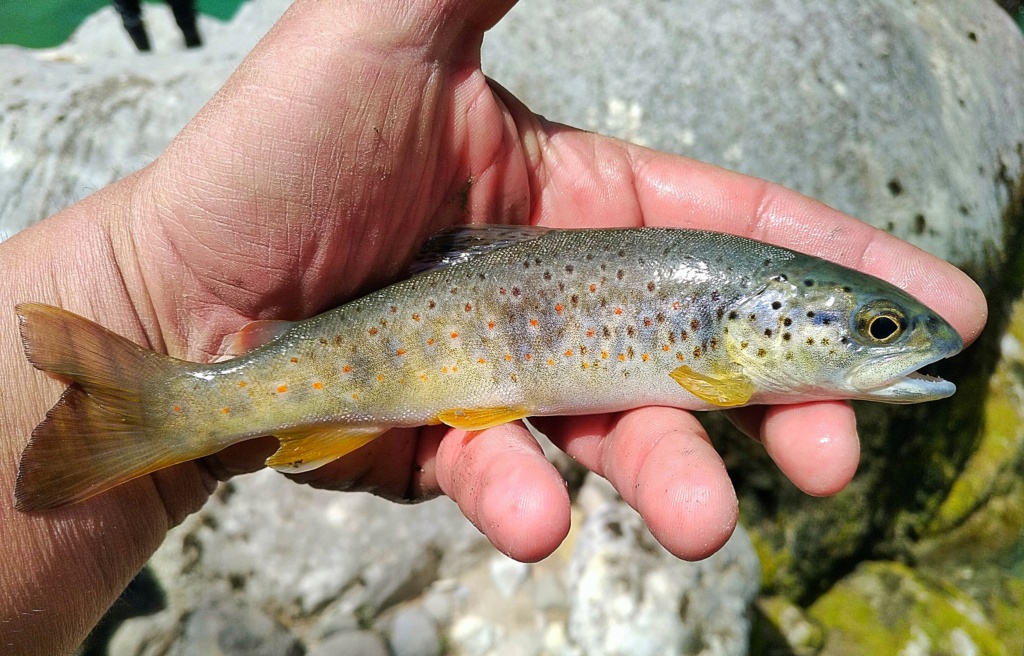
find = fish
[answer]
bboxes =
[12,225,963,511]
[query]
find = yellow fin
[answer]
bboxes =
[669,364,755,408]
[14,303,199,511]
[435,406,530,431]
[267,425,387,473]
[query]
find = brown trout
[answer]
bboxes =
[13,226,962,511]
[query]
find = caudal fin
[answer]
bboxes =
[14,303,193,511]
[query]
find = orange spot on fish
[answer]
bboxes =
[465,303,472,312]
[614,307,623,315]
[587,329,595,337]
[488,321,495,330]
[290,357,299,363]
[450,331,459,339]
[505,354,512,361]
[590,284,597,293]
[555,304,564,314]
[369,327,378,335]
[222,407,230,414]
[548,358,555,366]
[173,405,182,413]
[277,384,288,393]
[478,357,486,364]
[673,302,681,310]
[643,318,652,327]
[313,382,323,390]
[582,362,589,369]
[642,353,649,362]
[427,338,435,345]
[565,349,573,357]
[443,367,449,373]
[352,393,359,400]
[396,348,406,356]
[663,344,670,351]
[525,353,533,360]
[618,353,626,362]
[412,313,421,321]
[343,364,352,373]
[677,352,685,361]
[420,374,429,382]
[530,319,538,327]
[452,366,458,372]
[377,374,384,382]
[601,351,608,359]
[238,381,247,388]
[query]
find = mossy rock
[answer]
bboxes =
[807,561,1007,656]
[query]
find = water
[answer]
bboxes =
[0,0,247,48]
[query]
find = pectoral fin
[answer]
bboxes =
[218,319,296,360]
[267,425,387,473]
[435,406,530,431]
[669,365,755,408]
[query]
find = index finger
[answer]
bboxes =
[631,150,987,344]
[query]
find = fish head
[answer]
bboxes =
[722,263,963,404]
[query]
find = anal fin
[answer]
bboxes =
[669,365,755,408]
[267,425,387,473]
[435,406,530,431]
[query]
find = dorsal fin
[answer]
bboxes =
[411,224,553,274]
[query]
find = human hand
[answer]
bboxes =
[0,0,985,651]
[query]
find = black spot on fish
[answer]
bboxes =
[656,312,666,323]
[709,338,718,350]
[840,336,850,344]
[627,346,635,359]
[783,318,793,327]
[565,265,574,274]
[711,290,721,302]
[627,326,636,338]
[479,273,486,280]
[668,331,676,343]
[680,329,689,341]
[647,281,656,292]
[772,301,782,310]
[822,318,831,326]
[603,325,611,338]
[691,319,700,330]
[807,311,815,318]
[757,348,767,358]
[693,347,702,359]
[618,250,626,257]
[728,311,738,320]
[804,279,814,287]
[600,297,608,307]
[843,285,852,293]
[512,287,521,296]
[783,333,791,341]
[390,305,397,313]
[764,329,772,337]
[580,344,588,355]
[586,253,594,261]
[543,270,551,280]
[451,287,459,294]
[319,337,329,345]
[428,300,436,308]
[749,314,757,321]
[600,263,607,271]
[807,337,815,345]
[773,274,788,282]
[535,257,542,265]
[716,307,725,321]
[617,270,625,280]
[763,258,772,266]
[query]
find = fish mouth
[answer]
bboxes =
[848,349,958,404]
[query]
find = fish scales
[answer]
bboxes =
[12,227,964,510]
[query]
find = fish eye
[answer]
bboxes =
[856,302,907,344]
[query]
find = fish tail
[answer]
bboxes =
[14,303,195,511]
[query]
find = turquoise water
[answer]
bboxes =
[0,0,247,48]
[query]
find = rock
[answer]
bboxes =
[565,500,760,656]
[307,630,389,656]
[489,553,532,599]
[807,561,1005,655]
[483,0,1024,276]
[388,607,441,656]
[169,599,303,656]
[448,615,503,656]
